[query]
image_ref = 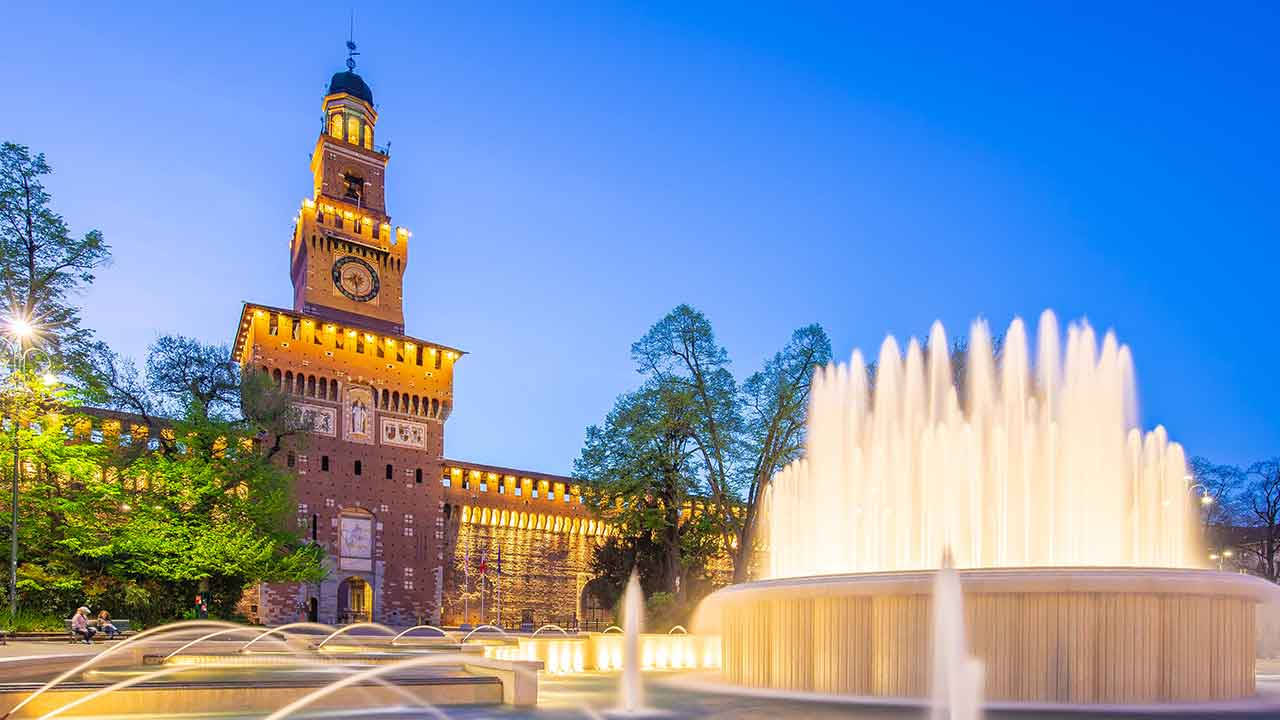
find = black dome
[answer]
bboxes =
[328,71,373,105]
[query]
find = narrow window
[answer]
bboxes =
[434,352,442,370]
[354,460,362,476]
[415,468,423,484]
[287,452,296,468]
[347,117,360,146]
[329,113,343,139]
[385,463,393,480]
[310,513,318,542]
[321,455,330,471]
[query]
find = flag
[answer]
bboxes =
[477,548,488,576]
[496,547,502,576]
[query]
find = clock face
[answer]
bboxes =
[332,256,380,302]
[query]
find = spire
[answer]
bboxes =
[345,11,360,72]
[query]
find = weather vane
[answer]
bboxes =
[346,11,359,71]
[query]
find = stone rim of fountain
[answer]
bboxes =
[696,567,1280,705]
[699,567,1280,618]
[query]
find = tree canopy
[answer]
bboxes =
[577,304,831,604]
[0,142,110,391]
[1,337,323,626]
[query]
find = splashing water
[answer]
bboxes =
[767,310,1201,577]
[461,625,509,643]
[620,569,644,713]
[240,622,337,653]
[315,622,397,649]
[931,549,983,720]
[531,624,571,638]
[391,625,453,644]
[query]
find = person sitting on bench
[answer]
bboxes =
[71,607,97,644]
[97,609,120,639]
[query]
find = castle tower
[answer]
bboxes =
[291,50,407,335]
[230,45,603,629]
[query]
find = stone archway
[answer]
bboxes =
[336,576,373,624]
[579,577,614,632]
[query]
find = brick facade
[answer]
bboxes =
[230,62,612,628]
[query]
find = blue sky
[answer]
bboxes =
[9,2,1277,472]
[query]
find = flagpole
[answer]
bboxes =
[463,543,470,627]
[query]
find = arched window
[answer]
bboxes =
[354,460,362,476]
[319,377,328,398]
[392,391,400,412]
[330,380,340,401]
[415,468,423,484]
[363,125,373,150]
[295,375,305,395]
[347,117,360,146]
[307,375,316,397]
[273,368,282,387]
[431,398,439,417]
[329,113,343,139]
[381,389,389,410]
[285,371,293,389]
[385,463,393,480]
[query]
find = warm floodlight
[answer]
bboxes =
[41,373,57,386]
[1223,549,1234,558]
[1200,494,1214,506]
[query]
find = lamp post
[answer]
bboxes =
[1209,549,1236,571]
[4,316,39,621]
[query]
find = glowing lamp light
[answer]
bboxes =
[41,373,58,386]
[1200,494,1214,506]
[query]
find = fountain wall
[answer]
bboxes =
[701,568,1270,703]
[699,311,1275,705]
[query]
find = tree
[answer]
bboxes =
[1237,460,1280,582]
[1189,456,1244,529]
[590,305,830,587]
[96,336,308,459]
[0,143,110,390]
[3,336,323,625]
[732,324,830,581]
[576,381,702,599]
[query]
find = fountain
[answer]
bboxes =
[931,549,982,720]
[621,569,645,713]
[697,311,1280,705]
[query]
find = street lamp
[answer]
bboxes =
[4,314,43,621]
[1210,549,1235,571]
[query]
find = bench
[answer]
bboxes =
[65,618,131,643]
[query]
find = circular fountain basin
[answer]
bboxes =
[695,567,1280,705]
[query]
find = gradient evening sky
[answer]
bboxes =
[8,2,1278,472]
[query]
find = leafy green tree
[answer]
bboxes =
[0,143,110,391]
[582,305,830,588]
[577,381,704,599]
[732,324,830,580]
[3,336,322,625]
